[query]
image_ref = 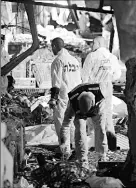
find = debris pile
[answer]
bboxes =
[13,145,128,188]
[1,90,53,177]
[1,90,53,126]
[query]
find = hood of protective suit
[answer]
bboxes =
[96,47,111,59]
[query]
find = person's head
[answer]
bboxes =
[78,91,95,114]
[92,36,106,51]
[1,34,5,48]
[51,37,64,55]
[7,75,15,93]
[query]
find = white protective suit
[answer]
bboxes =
[82,47,121,154]
[1,47,10,95]
[51,48,82,144]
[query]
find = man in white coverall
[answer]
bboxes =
[82,36,121,160]
[1,34,10,96]
[48,37,82,149]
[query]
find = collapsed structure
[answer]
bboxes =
[1,0,136,187]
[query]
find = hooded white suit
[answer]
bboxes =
[82,47,121,155]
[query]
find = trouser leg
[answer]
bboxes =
[70,124,75,148]
[105,94,115,134]
[86,118,94,136]
[105,94,117,151]
[54,100,75,145]
[74,118,88,168]
[101,82,115,134]
[53,109,62,145]
[60,102,75,153]
[92,99,108,155]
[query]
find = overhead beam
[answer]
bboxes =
[2,0,114,14]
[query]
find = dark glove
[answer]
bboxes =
[48,87,60,109]
[48,98,57,109]
[50,87,60,100]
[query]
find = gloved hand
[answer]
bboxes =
[48,98,57,109]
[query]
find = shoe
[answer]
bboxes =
[54,146,62,154]
[106,131,117,151]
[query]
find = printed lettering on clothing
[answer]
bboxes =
[100,59,111,70]
[63,63,79,72]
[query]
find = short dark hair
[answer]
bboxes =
[1,34,5,41]
[51,37,64,51]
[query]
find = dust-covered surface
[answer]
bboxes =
[13,142,128,188]
[13,117,129,188]
[1,88,130,188]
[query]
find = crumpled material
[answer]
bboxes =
[1,122,13,188]
[112,96,128,118]
[2,116,25,167]
[14,177,34,188]
[85,176,123,188]
[31,160,92,188]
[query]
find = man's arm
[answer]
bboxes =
[51,58,63,88]
[111,56,122,82]
[81,53,92,83]
[49,58,63,108]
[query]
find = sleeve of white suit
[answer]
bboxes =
[111,56,122,82]
[51,58,63,89]
[82,53,92,83]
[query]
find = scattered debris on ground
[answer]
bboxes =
[1,89,130,188]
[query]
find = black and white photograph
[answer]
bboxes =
[1,0,136,187]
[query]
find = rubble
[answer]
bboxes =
[12,143,128,188]
[1,90,53,180]
[1,88,129,187]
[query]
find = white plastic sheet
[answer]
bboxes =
[85,176,124,188]
[25,124,94,149]
[25,124,58,146]
[112,96,128,118]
